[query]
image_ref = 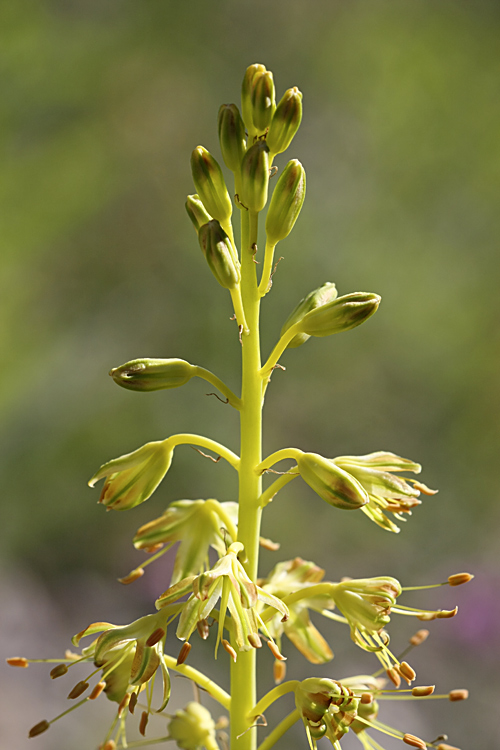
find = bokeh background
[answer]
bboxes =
[2,1,499,748]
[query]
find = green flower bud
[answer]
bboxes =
[168,702,217,750]
[281,282,338,348]
[218,104,246,172]
[198,220,240,289]
[190,146,232,224]
[185,194,212,233]
[241,63,266,133]
[295,678,343,723]
[266,159,306,245]
[299,292,381,337]
[251,69,276,132]
[267,86,303,155]
[240,140,270,212]
[110,358,197,392]
[297,452,369,510]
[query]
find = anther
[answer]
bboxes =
[67,681,89,700]
[50,664,68,679]
[247,633,262,649]
[412,685,435,696]
[417,612,437,621]
[399,661,416,682]
[222,639,238,662]
[437,745,461,750]
[28,720,50,738]
[89,681,106,700]
[146,627,166,647]
[118,692,131,717]
[139,710,149,736]
[7,657,29,668]
[197,619,210,640]
[118,568,144,585]
[403,733,426,749]
[259,537,280,551]
[267,640,286,661]
[448,689,468,702]
[129,691,138,714]
[409,629,429,646]
[144,543,164,554]
[412,481,438,495]
[448,573,474,587]
[386,668,401,688]
[360,693,374,704]
[100,742,117,750]
[176,642,192,665]
[273,659,286,684]
[437,607,458,619]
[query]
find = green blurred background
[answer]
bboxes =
[1,0,499,748]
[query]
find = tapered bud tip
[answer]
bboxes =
[218,104,246,172]
[186,194,212,232]
[110,358,196,392]
[299,292,381,338]
[267,87,303,156]
[29,720,50,738]
[190,146,232,224]
[266,159,306,245]
[240,140,270,212]
[448,572,474,587]
[7,657,29,668]
[449,689,468,701]
[251,70,276,132]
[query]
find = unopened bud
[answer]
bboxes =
[412,685,435,696]
[7,657,28,668]
[89,681,106,700]
[299,292,381,337]
[191,146,232,224]
[186,194,212,233]
[448,573,474,587]
[449,689,468,701]
[409,629,429,646]
[29,720,50,738]
[251,70,276,132]
[110,358,197,393]
[50,664,68,679]
[267,87,303,156]
[297,452,368,510]
[67,680,89,699]
[240,141,270,212]
[177,642,192,665]
[403,733,426,749]
[273,659,286,684]
[281,282,337,348]
[139,710,149,736]
[241,63,266,133]
[218,104,246,172]
[198,220,241,289]
[265,160,306,245]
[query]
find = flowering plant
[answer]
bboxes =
[9,64,471,750]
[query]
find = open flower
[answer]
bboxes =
[332,452,437,532]
[295,678,360,746]
[89,440,173,510]
[156,542,288,654]
[260,558,335,664]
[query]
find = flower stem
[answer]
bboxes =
[165,434,240,469]
[256,709,300,750]
[162,656,230,710]
[249,681,299,720]
[194,367,242,409]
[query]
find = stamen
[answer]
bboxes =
[50,664,69,679]
[28,720,50,737]
[222,639,237,662]
[361,693,374,704]
[6,657,29,668]
[403,733,426,749]
[146,627,166,647]
[176,642,192,665]
[259,536,280,551]
[437,607,458,619]
[129,692,138,714]
[386,668,401,688]
[67,681,89,700]
[398,661,416,683]
[448,689,468,702]
[89,681,106,700]
[447,573,473,587]
[247,633,262,649]
[143,543,164,554]
[409,629,429,646]
[197,619,210,640]
[100,742,117,750]
[118,568,144,585]
[273,660,286,684]
[267,640,286,661]
[437,745,460,750]
[412,686,435,696]
[139,710,149,736]
[118,692,131,717]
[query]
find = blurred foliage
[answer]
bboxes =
[1,1,499,748]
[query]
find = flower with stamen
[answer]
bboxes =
[155,542,288,654]
[332,452,437,533]
[295,678,360,747]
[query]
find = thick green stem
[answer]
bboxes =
[230,208,263,750]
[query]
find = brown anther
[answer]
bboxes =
[28,720,50,738]
[247,633,262,649]
[273,659,286,684]
[399,661,417,682]
[139,710,149,736]
[259,536,280,551]
[89,681,106,700]
[7,657,29,668]
[409,629,429,646]
[448,573,474,587]
[412,685,435,696]
[67,680,89,700]
[412,481,438,495]
[144,543,164,554]
[403,733,426,749]
[360,693,373,704]
[267,640,286,661]
[118,692,131,717]
[50,664,69,679]
[386,668,401,688]
[100,742,117,750]
[197,619,210,640]
[437,744,461,750]
[129,691,138,714]
[437,607,458,619]
[448,689,468,702]
[176,642,192,665]
[222,639,238,662]
[118,568,144,585]
[146,627,165,647]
